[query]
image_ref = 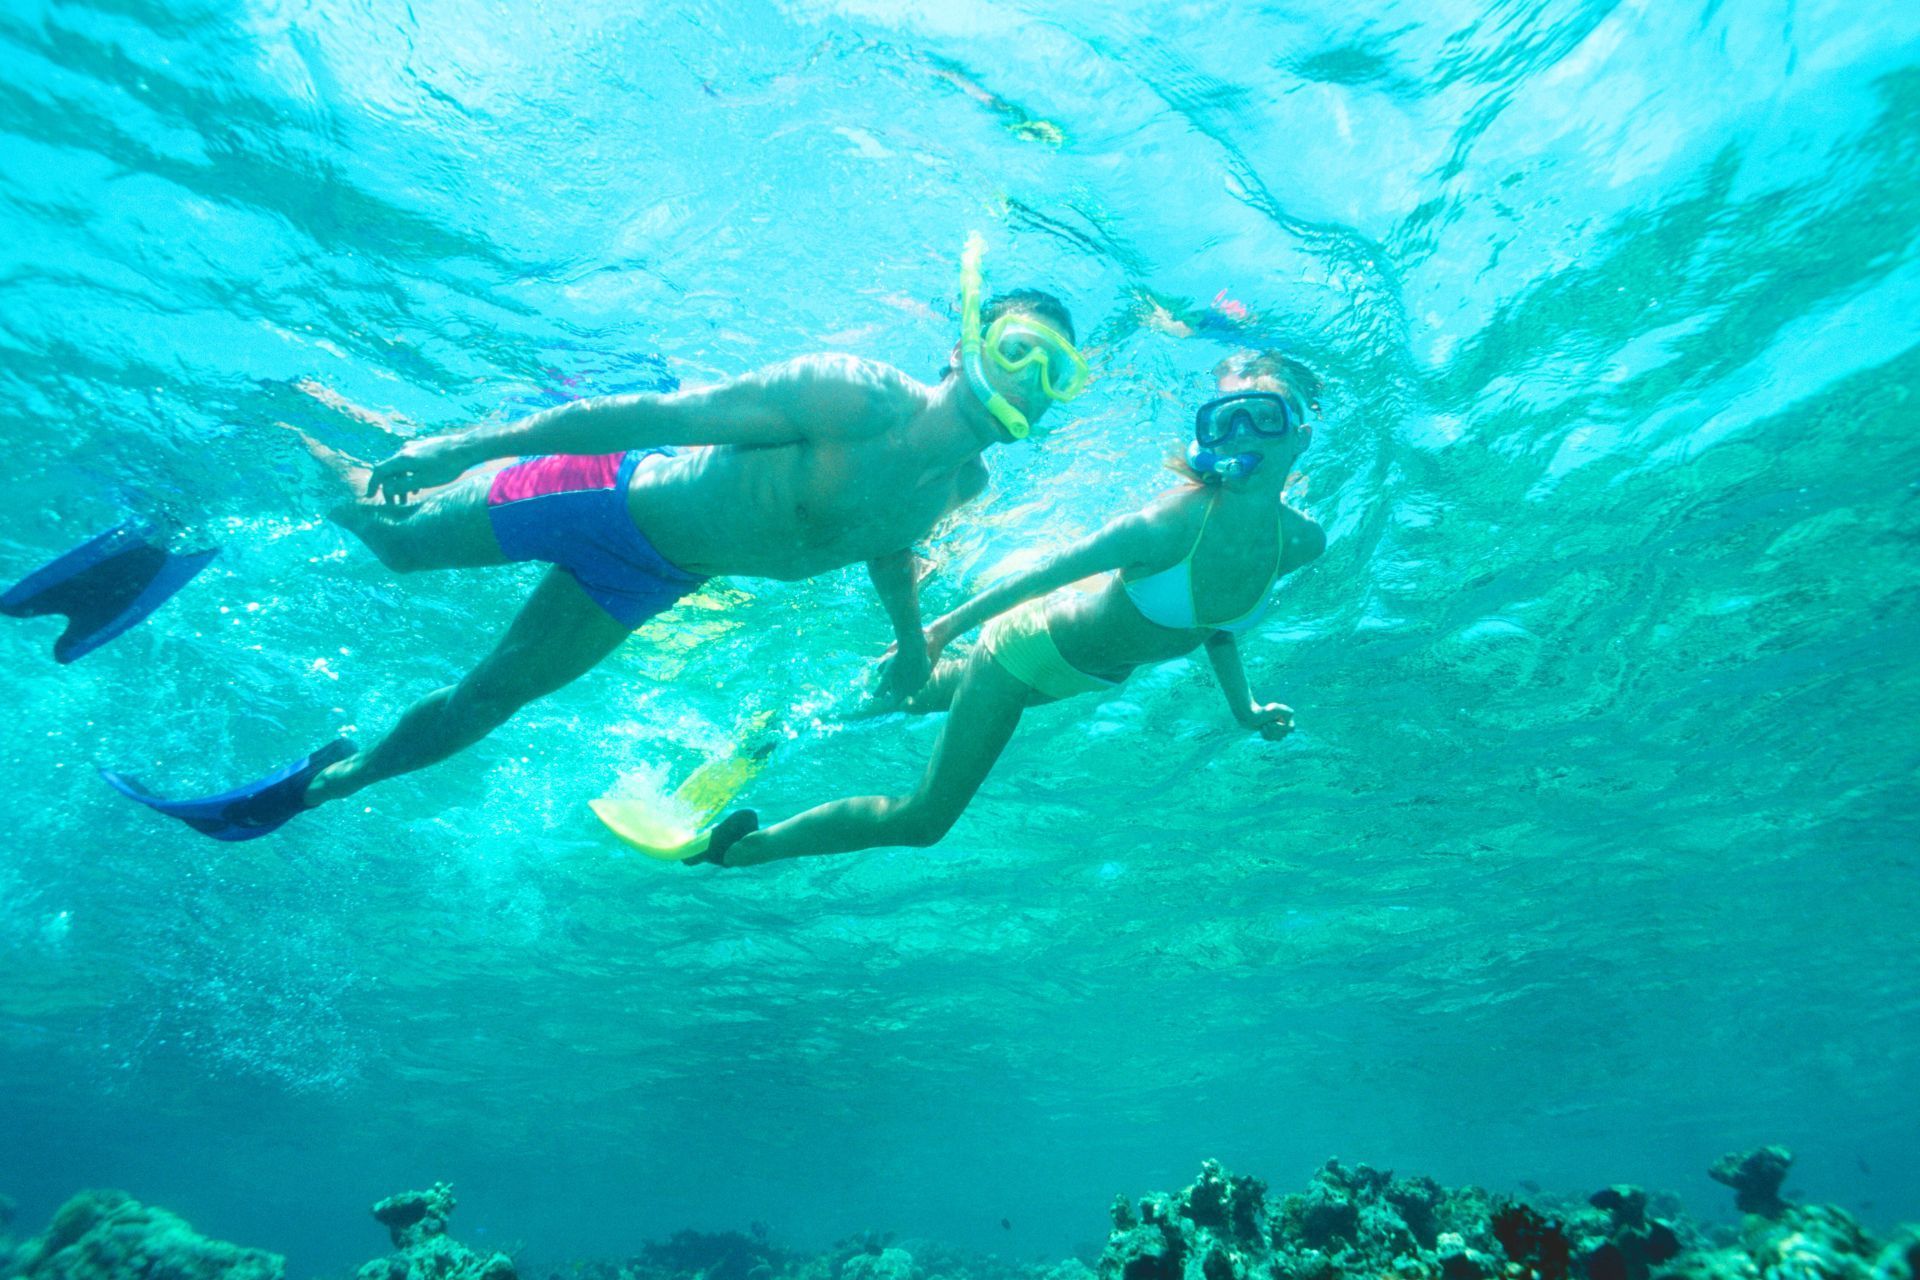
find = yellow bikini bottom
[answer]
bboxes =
[982,601,1119,700]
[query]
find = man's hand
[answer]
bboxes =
[1239,702,1295,742]
[874,632,934,705]
[864,547,932,709]
[365,436,471,504]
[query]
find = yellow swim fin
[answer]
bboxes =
[588,795,709,862]
[592,714,781,862]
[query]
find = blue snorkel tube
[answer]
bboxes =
[1187,441,1263,483]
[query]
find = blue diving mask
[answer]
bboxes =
[1186,391,1307,482]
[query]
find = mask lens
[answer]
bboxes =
[1249,398,1296,437]
[1195,399,1234,446]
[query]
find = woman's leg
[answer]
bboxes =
[843,650,969,721]
[725,649,1042,866]
[900,653,970,715]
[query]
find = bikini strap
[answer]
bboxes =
[1183,496,1222,622]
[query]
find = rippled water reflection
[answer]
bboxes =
[1,0,1916,1270]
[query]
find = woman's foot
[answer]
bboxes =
[686,810,759,867]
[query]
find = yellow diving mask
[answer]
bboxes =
[985,312,1089,400]
[958,232,1088,440]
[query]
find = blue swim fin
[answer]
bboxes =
[1,522,219,663]
[101,739,358,842]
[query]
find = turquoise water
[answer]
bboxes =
[2,0,1918,1272]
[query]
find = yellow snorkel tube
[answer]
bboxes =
[959,233,1030,439]
[958,232,1088,441]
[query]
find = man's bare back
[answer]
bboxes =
[618,356,989,580]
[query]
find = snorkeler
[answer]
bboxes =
[689,351,1326,867]
[102,236,1090,843]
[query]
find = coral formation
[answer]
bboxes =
[1711,1149,1797,1220]
[841,1248,918,1280]
[548,1224,798,1280]
[356,1183,516,1280]
[2,1188,283,1280]
[1871,1231,1919,1280]
[2,1149,1910,1280]
[1102,1156,1507,1280]
[525,1224,1078,1280]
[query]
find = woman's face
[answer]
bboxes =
[1214,379,1313,465]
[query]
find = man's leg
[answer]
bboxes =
[306,568,630,805]
[293,429,508,573]
[330,475,509,573]
[724,649,1040,866]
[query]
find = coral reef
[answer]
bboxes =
[1101,1156,1508,1280]
[542,1224,800,1280]
[515,1151,1906,1280]
[1872,1231,1919,1280]
[2,1148,1909,1280]
[627,1227,796,1280]
[840,1248,918,1280]
[526,1225,1076,1280]
[2,1188,283,1280]
[356,1183,516,1280]
[1087,1150,1908,1280]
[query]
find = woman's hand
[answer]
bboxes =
[922,611,961,664]
[1240,701,1295,741]
[365,436,471,503]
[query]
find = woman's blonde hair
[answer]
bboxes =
[1213,349,1324,403]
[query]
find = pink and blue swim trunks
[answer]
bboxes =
[486,449,704,628]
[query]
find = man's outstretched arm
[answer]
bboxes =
[364,356,882,502]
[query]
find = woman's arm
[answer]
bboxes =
[1204,632,1294,740]
[927,511,1160,651]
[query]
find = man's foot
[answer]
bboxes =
[101,739,358,842]
[686,809,758,867]
[285,425,432,539]
[283,424,373,496]
[301,752,360,809]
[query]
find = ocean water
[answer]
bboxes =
[1,0,1917,1273]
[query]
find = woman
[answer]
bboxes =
[697,357,1328,867]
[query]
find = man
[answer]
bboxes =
[102,245,1088,843]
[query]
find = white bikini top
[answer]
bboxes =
[1122,498,1284,635]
